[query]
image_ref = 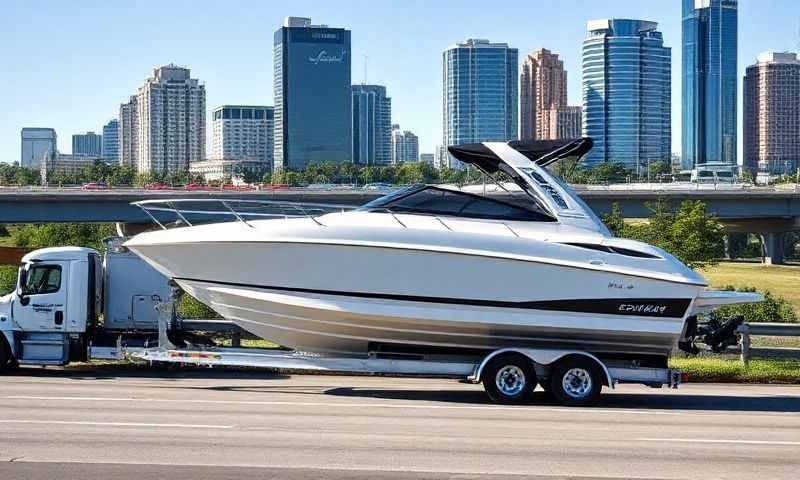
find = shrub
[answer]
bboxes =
[713,286,797,323]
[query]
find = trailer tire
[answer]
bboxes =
[482,353,537,404]
[549,357,603,407]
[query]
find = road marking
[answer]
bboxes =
[0,419,234,429]
[639,437,800,446]
[0,395,683,415]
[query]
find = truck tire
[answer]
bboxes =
[549,357,603,407]
[0,336,10,373]
[482,353,537,404]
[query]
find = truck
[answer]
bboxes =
[0,238,687,406]
[0,238,244,368]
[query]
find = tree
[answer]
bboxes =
[10,223,116,252]
[601,202,625,237]
[0,266,16,296]
[647,160,670,181]
[607,199,725,269]
[668,201,726,268]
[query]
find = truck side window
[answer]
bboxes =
[23,265,62,295]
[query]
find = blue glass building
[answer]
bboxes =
[582,19,671,172]
[682,0,738,172]
[442,39,518,169]
[274,17,352,171]
[102,119,119,164]
[352,84,392,165]
[72,131,103,157]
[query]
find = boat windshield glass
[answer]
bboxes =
[360,185,555,222]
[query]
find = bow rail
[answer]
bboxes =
[132,198,359,230]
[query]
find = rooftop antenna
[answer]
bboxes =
[363,54,368,84]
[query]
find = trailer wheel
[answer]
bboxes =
[549,357,603,407]
[482,353,537,404]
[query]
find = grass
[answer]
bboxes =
[701,261,800,313]
[670,356,800,384]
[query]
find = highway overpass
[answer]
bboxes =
[1,186,798,262]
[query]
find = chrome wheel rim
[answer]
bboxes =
[562,368,592,398]
[495,365,526,397]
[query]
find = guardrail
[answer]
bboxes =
[736,323,800,365]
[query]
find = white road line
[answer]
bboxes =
[0,419,233,429]
[0,395,683,415]
[639,437,800,446]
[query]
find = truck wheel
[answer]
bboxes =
[0,336,10,373]
[549,357,603,407]
[482,353,537,404]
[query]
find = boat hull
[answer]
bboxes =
[129,240,702,358]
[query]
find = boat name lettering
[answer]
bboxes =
[618,303,667,314]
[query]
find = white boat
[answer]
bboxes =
[125,139,759,364]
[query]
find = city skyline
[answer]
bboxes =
[1,1,797,165]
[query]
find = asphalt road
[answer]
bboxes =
[1,367,799,479]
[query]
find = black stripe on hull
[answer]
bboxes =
[176,277,692,319]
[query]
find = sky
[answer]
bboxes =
[1,0,798,164]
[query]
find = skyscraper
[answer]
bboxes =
[392,125,419,163]
[120,65,206,174]
[20,128,57,169]
[119,95,138,167]
[442,39,518,169]
[547,106,583,140]
[211,105,274,166]
[352,84,392,165]
[102,119,119,163]
[420,153,435,166]
[72,131,103,156]
[274,16,352,171]
[582,19,671,171]
[682,0,738,173]
[743,52,800,177]
[520,49,567,140]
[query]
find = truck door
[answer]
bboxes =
[15,262,69,332]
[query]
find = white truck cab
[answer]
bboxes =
[0,247,101,365]
[0,240,171,367]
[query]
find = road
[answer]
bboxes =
[1,367,799,479]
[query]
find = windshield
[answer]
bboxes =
[359,185,555,222]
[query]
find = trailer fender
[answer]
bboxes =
[469,348,614,388]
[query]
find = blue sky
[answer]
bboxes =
[1,0,797,164]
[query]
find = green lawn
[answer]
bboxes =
[701,262,800,313]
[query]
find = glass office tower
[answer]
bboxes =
[682,0,738,172]
[442,39,518,169]
[274,17,352,171]
[582,19,671,172]
[352,84,392,166]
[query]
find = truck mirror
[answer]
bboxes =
[17,264,30,306]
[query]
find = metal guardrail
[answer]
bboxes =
[736,323,800,365]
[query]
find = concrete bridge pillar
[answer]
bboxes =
[760,232,786,265]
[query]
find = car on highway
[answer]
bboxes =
[80,182,109,190]
[221,183,256,191]
[145,182,170,190]
[363,182,395,192]
[183,183,210,191]
[257,183,290,190]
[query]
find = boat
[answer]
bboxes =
[124,138,759,363]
